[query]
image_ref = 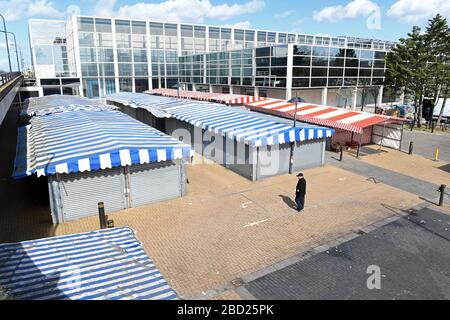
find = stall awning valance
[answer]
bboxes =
[247,99,406,134]
[13,110,193,178]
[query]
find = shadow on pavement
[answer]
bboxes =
[278,195,297,210]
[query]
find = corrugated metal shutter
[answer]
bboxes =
[59,168,127,221]
[293,140,323,170]
[128,162,181,207]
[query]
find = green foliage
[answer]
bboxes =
[385,14,450,126]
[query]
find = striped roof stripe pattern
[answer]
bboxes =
[107,92,196,118]
[22,95,118,117]
[164,103,334,147]
[247,98,405,134]
[0,227,177,300]
[13,110,194,178]
[147,88,267,105]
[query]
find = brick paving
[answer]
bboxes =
[48,162,420,298]
[244,206,450,300]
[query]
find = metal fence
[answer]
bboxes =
[0,72,21,87]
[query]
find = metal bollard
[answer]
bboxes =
[339,146,344,161]
[434,148,439,161]
[408,141,414,155]
[438,184,446,207]
[98,202,107,229]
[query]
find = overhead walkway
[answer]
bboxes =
[0,72,23,126]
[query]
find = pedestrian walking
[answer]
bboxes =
[295,172,306,212]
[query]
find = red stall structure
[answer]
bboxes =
[246,98,407,152]
[146,88,267,105]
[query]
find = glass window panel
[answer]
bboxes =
[328,68,344,77]
[99,63,115,76]
[360,50,374,60]
[35,45,53,64]
[135,78,149,92]
[83,79,99,98]
[256,57,270,67]
[345,68,358,77]
[293,45,311,56]
[267,32,276,42]
[257,31,266,42]
[97,48,114,62]
[329,48,346,57]
[221,28,231,39]
[359,68,372,77]
[312,57,328,66]
[374,60,385,68]
[359,59,373,68]
[115,20,131,34]
[372,69,385,76]
[271,57,287,66]
[96,33,113,47]
[80,48,96,63]
[132,21,146,34]
[117,49,132,62]
[209,27,220,39]
[312,68,328,77]
[345,58,359,67]
[119,78,132,92]
[327,78,343,86]
[134,64,148,76]
[133,49,147,62]
[234,29,244,41]
[245,30,255,41]
[181,25,193,37]
[79,32,95,47]
[81,63,98,77]
[311,78,327,87]
[293,67,310,77]
[329,57,345,67]
[194,26,206,38]
[293,56,311,66]
[78,17,94,32]
[150,22,164,35]
[118,63,133,76]
[292,78,309,87]
[345,49,359,58]
[256,47,270,57]
[374,51,386,59]
[95,18,111,33]
[272,45,288,57]
[312,46,329,57]
[271,67,287,77]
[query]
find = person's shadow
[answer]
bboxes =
[279,195,297,210]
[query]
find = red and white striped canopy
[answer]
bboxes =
[146,89,266,105]
[247,98,405,134]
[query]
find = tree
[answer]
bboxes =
[424,14,450,127]
[337,78,357,109]
[385,14,450,129]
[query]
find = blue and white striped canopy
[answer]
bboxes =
[107,93,334,147]
[0,227,177,300]
[107,92,193,118]
[22,95,118,117]
[165,103,334,147]
[13,110,194,178]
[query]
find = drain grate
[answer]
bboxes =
[230,278,245,287]
[367,177,382,184]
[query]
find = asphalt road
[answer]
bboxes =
[401,130,450,163]
[244,206,450,300]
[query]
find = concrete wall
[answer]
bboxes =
[0,78,22,126]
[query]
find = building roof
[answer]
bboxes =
[146,88,267,105]
[107,93,334,147]
[247,98,406,134]
[0,227,177,300]
[22,95,118,117]
[13,110,193,178]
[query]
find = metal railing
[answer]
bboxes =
[0,71,21,87]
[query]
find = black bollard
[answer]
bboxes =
[408,141,414,155]
[438,184,446,207]
[339,146,344,161]
[98,202,107,229]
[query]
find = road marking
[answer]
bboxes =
[243,219,269,228]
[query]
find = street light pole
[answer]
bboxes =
[7,32,20,72]
[0,13,12,72]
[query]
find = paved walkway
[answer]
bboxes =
[402,129,450,163]
[244,205,450,300]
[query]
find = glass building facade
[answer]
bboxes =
[29,15,395,99]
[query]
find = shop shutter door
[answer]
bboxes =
[59,168,127,221]
[293,140,324,170]
[128,162,181,207]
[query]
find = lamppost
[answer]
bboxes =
[5,32,20,72]
[0,13,12,72]
[286,93,305,174]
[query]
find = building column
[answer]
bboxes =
[400,88,405,104]
[321,87,328,106]
[192,83,197,92]
[351,88,358,110]
[209,84,213,93]
[254,86,259,97]
[377,85,383,106]
[229,85,233,94]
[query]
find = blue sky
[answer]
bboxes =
[1,0,449,72]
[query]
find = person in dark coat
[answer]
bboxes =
[295,172,306,212]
